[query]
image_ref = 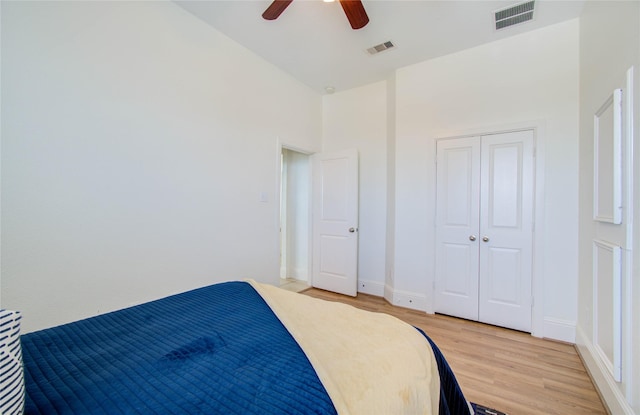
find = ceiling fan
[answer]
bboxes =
[262,0,369,30]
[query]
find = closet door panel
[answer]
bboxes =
[479,131,534,332]
[434,138,480,321]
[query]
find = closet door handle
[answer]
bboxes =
[469,235,476,241]
[482,236,490,242]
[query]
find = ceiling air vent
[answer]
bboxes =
[494,1,535,30]
[367,41,395,55]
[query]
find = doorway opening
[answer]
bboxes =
[279,147,311,292]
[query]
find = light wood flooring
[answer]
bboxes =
[301,288,608,415]
[279,278,310,293]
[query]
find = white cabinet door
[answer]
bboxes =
[311,149,359,296]
[435,131,534,332]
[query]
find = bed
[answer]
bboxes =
[20,280,471,414]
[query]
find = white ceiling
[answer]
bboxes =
[175,0,585,94]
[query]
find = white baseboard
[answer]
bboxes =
[543,317,576,343]
[575,326,636,415]
[357,279,385,296]
[384,283,394,305]
[383,286,426,311]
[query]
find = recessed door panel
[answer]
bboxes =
[442,243,474,296]
[320,158,349,221]
[319,235,349,277]
[443,147,475,227]
[437,242,478,320]
[488,144,522,228]
[484,246,522,305]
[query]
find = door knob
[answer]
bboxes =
[469,235,476,241]
[349,227,357,233]
[482,236,490,242]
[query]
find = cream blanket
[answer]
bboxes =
[248,280,440,415]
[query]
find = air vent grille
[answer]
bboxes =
[367,41,395,55]
[495,1,535,30]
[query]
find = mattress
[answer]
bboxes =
[21,281,470,414]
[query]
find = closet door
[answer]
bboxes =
[434,137,481,321]
[434,130,534,333]
[478,131,534,332]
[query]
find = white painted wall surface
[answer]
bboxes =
[577,2,640,413]
[1,1,321,332]
[385,77,397,299]
[322,82,388,295]
[394,20,580,340]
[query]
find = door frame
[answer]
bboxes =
[275,142,359,294]
[431,121,546,338]
[276,141,315,286]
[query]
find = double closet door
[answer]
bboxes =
[434,130,534,332]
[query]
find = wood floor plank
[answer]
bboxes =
[301,288,608,415]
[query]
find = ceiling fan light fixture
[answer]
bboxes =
[262,0,294,20]
[261,0,369,30]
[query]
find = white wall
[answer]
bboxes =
[322,82,388,295]
[393,20,580,340]
[385,76,397,299]
[577,2,640,413]
[1,1,322,332]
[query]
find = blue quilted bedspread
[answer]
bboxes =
[22,281,468,414]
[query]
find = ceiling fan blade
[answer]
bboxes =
[339,0,369,30]
[262,0,294,20]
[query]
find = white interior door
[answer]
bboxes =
[434,130,534,332]
[311,149,359,296]
[478,131,534,332]
[434,138,481,320]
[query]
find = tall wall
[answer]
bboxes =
[322,81,388,295]
[393,19,580,341]
[577,2,640,413]
[1,1,322,332]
